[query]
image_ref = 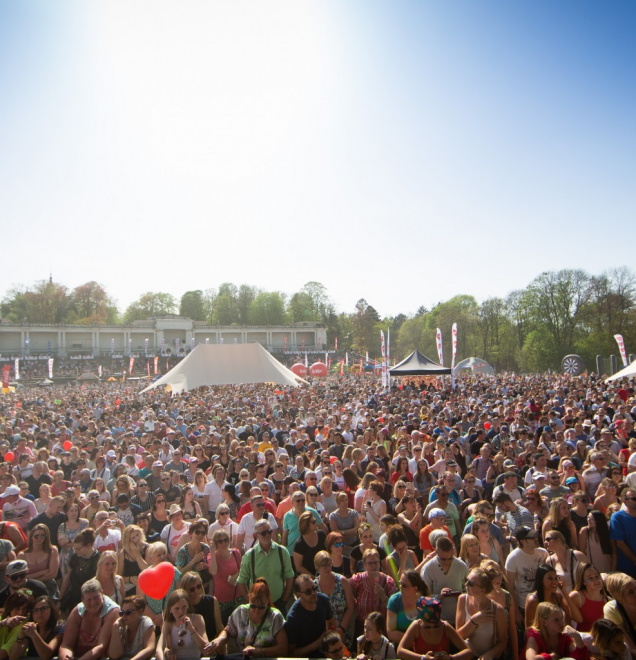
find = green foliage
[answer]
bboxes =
[248,292,287,325]
[124,292,177,323]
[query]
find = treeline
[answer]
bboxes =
[1,269,634,373]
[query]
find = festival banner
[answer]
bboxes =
[160,338,165,354]
[110,338,115,354]
[436,328,444,366]
[387,328,391,389]
[175,338,180,353]
[365,351,369,363]
[128,339,132,354]
[325,352,328,364]
[2,365,10,389]
[48,358,53,379]
[147,361,151,378]
[154,357,159,374]
[345,352,349,366]
[304,353,308,368]
[191,337,195,351]
[47,340,51,356]
[614,334,629,367]
[129,358,135,375]
[380,331,387,388]
[284,337,288,350]
[335,337,338,351]
[359,358,363,373]
[14,359,19,381]
[301,338,305,351]
[451,323,458,389]
[98,365,102,378]
[144,338,149,355]
[340,360,344,376]
[328,358,331,369]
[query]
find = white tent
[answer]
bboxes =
[606,360,636,382]
[141,343,307,395]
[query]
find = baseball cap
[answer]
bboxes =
[3,486,20,497]
[429,508,446,519]
[5,559,28,576]
[565,477,579,485]
[515,526,537,542]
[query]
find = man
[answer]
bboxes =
[2,485,37,532]
[429,473,462,508]
[0,559,47,608]
[423,489,460,543]
[164,449,185,474]
[25,461,52,498]
[492,471,526,503]
[237,487,277,522]
[462,501,506,547]
[131,480,155,513]
[146,461,164,492]
[28,495,66,545]
[505,526,549,623]
[610,487,636,578]
[540,470,570,503]
[110,493,141,526]
[525,453,549,486]
[236,494,279,552]
[204,465,228,522]
[93,511,124,552]
[582,452,608,499]
[285,573,334,657]
[155,472,181,505]
[420,536,468,625]
[237,518,294,613]
[493,492,533,535]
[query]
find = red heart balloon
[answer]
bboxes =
[138,562,175,600]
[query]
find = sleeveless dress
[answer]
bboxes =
[577,594,606,632]
[169,624,201,660]
[58,520,89,578]
[465,599,496,656]
[316,573,352,648]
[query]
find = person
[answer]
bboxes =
[283,491,324,554]
[523,601,587,660]
[208,503,239,549]
[326,531,350,578]
[459,534,489,569]
[59,578,120,660]
[610,488,636,579]
[237,518,294,615]
[350,523,387,575]
[363,481,387,542]
[0,589,32,660]
[455,567,508,660]
[387,569,428,645]
[107,595,155,660]
[293,510,327,575]
[542,498,579,550]
[0,521,27,554]
[589,619,632,660]
[18,523,60,598]
[211,528,241,623]
[237,493,279,552]
[205,577,288,658]
[149,494,169,536]
[60,527,101,612]
[472,517,505,567]
[569,563,607,633]
[27,495,66,545]
[505,526,549,625]
[314,551,355,648]
[350,548,398,635]
[118,525,149,594]
[58,502,89,580]
[9,595,63,660]
[357,611,396,660]
[419,508,451,555]
[524,564,579,630]
[155,589,208,660]
[175,518,215,589]
[481,558,519,660]
[178,571,223,645]
[396,596,473,660]
[544,530,587,595]
[579,511,615,574]
[2,484,37,531]
[160,504,191,562]
[420,536,468,626]
[603,573,636,656]
[329,492,361,550]
[285,573,334,657]
[137,542,181,628]
[385,525,418,581]
[93,510,124,553]
[96,550,125,607]
[322,630,347,659]
[0,558,47,609]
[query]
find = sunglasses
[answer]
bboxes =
[333,541,344,548]
[258,530,273,536]
[188,584,203,592]
[121,609,137,616]
[249,603,267,610]
[155,499,165,504]
[193,529,207,536]
[299,585,318,596]
[218,511,230,517]
[466,579,481,588]
[215,538,229,544]
[8,574,27,581]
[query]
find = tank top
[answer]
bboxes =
[170,624,200,659]
[413,625,450,654]
[123,545,148,578]
[577,594,606,633]
[464,599,496,656]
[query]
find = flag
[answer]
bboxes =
[175,338,180,353]
[48,358,54,379]
[14,359,19,380]
[615,334,628,367]
[110,338,115,354]
[340,360,344,376]
[160,338,165,354]
[128,338,132,354]
[129,358,135,375]
[47,340,51,356]
[381,331,387,388]
[345,352,349,366]
[191,337,195,351]
[451,323,458,390]
[436,328,444,366]
[2,365,10,389]
[359,358,363,373]
[284,337,288,350]
[325,352,328,364]
[166,358,169,370]
[366,351,369,363]
[154,356,159,374]
[387,328,391,389]
[301,338,305,351]
[98,365,102,378]
[144,338,149,355]
[147,360,151,378]
[305,353,308,368]
[335,337,338,350]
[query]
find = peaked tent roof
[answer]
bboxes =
[606,360,636,382]
[141,343,308,395]
[389,350,451,376]
[454,357,495,375]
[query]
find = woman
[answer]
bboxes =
[0,590,32,660]
[271,462,288,502]
[579,510,615,574]
[191,470,208,512]
[60,527,100,613]
[545,530,588,595]
[150,494,169,535]
[569,563,607,633]
[593,478,620,515]
[397,495,424,555]
[590,619,631,660]
[329,492,360,550]
[82,489,108,525]
[211,529,242,624]
[292,510,327,575]
[156,589,208,660]
[319,476,338,516]
[96,550,125,607]
[91,456,111,484]
[350,523,386,575]
[542,498,580,550]
[94,478,111,505]
[397,596,473,660]
[391,457,413,485]
[9,595,63,660]
[18,524,60,599]
[385,525,418,581]
[364,480,388,542]
[206,578,287,657]
[208,503,240,549]
[107,595,155,660]
[179,571,223,643]
[306,486,326,521]
[222,484,241,519]
[413,460,436,500]
[351,448,365,478]
[358,611,396,660]
[314,551,355,648]
[326,532,350,578]
[485,454,506,499]
[58,502,90,580]
[355,474,377,513]
[137,542,182,628]
[35,483,52,514]
[456,567,508,660]
[59,578,120,660]
[604,573,636,656]
[118,525,149,594]
[480,559,517,660]
[459,534,489,569]
[175,518,215,589]
[389,482,408,516]
[472,517,504,567]
[387,570,427,645]
[180,486,202,522]
[332,460,346,490]
[524,564,579,629]
[112,476,134,503]
[524,602,586,660]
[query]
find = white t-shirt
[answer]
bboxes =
[505,547,549,608]
[161,523,191,560]
[237,512,278,552]
[94,528,122,553]
[2,497,37,531]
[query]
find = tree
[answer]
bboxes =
[124,292,177,323]
[237,285,258,324]
[180,290,206,321]
[70,281,117,324]
[288,291,314,322]
[248,292,287,325]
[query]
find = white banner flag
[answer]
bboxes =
[305,352,308,368]
[436,328,444,366]
[380,331,387,388]
[345,352,349,366]
[191,337,195,351]
[14,359,19,380]
[451,323,458,370]
[144,338,149,354]
[615,334,628,367]
[387,328,391,389]
[48,358,53,379]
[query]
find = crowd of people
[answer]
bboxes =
[0,370,634,660]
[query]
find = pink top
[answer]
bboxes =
[214,549,241,602]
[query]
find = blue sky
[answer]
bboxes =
[1,1,634,318]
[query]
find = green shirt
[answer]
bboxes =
[237,541,294,603]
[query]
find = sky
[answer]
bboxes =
[1,0,634,319]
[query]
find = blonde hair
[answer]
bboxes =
[163,589,191,623]
[96,550,118,583]
[532,601,562,631]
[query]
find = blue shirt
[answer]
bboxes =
[610,510,636,577]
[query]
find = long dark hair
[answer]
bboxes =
[589,510,613,555]
[533,564,557,604]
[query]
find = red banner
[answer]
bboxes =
[2,365,10,389]
[154,356,159,374]
[129,358,135,375]
[147,360,151,378]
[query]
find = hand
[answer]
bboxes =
[204,638,221,655]
[192,551,205,563]
[243,645,257,656]
[471,610,495,625]
[21,622,37,638]
[182,616,195,633]
[440,587,454,597]
[4,615,26,628]
[373,583,387,601]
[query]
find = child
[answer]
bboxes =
[589,619,631,660]
[323,631,349,659]
[357,612,396,660]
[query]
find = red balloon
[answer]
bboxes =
[484,422,491,430]
[4,452,14,463]
[309,362,328,377]
[290,363,307,377]
[138,562,175,600]
[63,440,73,451]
